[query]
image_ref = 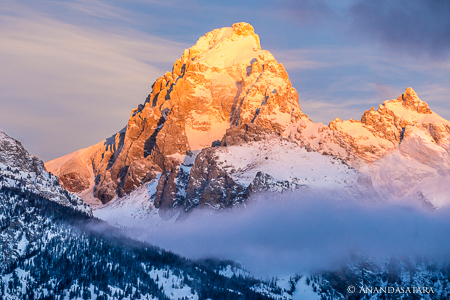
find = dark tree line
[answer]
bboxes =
[0,185,282,299]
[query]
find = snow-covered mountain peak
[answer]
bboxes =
[398,87,431,113]
[46,22,307,203]
[361,87,447,128]
[318,88,450,165]
[288,88,450,208]
[188,22,265,69]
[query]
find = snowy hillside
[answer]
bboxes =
[0,130,91,215]
[0,182,296,299]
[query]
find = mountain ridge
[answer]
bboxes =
[0,130,92,216]
[46,22,307,205]
[0,128,294,299]
[45,22,450,219]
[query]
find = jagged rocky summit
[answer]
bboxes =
[46,22,450,223]
[291,87,450,207]
[46,22,309,206]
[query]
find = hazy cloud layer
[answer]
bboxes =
[350,0,450,58]
[139,194,450,277]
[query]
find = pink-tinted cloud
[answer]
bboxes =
[0,5,185,160]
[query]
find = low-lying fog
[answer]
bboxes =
[134,192,450,277]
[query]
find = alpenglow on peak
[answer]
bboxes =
[46,22,307,203]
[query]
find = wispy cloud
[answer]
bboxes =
[61,0,130,20]
[0,4,186,160]
[274,43,450,123]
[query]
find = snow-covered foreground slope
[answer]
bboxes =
[0,181,295,299]
[370,150,450,209]
[214,138,378,200]
[93,178,174,229]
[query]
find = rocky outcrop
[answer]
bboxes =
[0,130,92,216]
[0,131,45,174]
[247,171,308,195]
[288,119,365,168]
[152,163,191,219]
[221,123,276,146]
[46,22,308,204]
[184,147,247,211]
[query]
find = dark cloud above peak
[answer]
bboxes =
[280,0,336,26]
[350,0,450,58]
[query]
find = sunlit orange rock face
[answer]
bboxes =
[46,22,450,212]
[329,87,450,164]
[45,22,307,204]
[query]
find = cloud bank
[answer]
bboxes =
[139,193,450,277]
[350,0,450,58]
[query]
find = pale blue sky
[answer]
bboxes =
[1,0,449,160]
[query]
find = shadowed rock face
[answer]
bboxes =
[0,130,92,216]
[153,124,323,217]
[45,22,307,204]
[184,147,248,212]
[0,131,45,175]
[221,123,276,147]
[59,172,90,193]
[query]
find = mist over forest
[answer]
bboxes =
[131,191,450,276]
